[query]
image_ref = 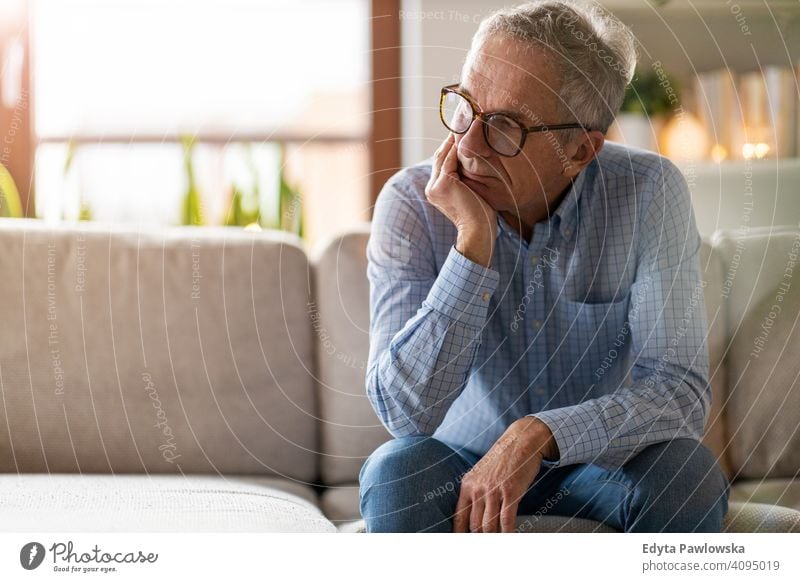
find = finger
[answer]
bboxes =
[431,136,455,191]
[432,133,453,175]
[433,139,447,164]
[441,134,459,176]
[469,493,485,533]
[483,492,501,533]
[500,498,520,533]
[453,489,472,533]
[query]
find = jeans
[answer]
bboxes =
[358,436,730,532]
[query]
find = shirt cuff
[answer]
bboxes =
[527,406,610,468]
[423,245,500,329]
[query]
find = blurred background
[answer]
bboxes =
[1,0,799,248]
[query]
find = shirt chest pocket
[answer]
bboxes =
[551,293,631,386]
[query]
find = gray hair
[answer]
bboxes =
[468,0,637,141]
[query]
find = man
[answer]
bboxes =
[359,0,729,533]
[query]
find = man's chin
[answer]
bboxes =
[462,175,490,195]
[462,176,501,207]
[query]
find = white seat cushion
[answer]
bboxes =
[0,474,334,532]
[320,484,361,524]
[325,482,800,533]
[322,484,616,532]
[724,501,800,533]
[338,516,617,533]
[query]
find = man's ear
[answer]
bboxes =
[562,130,605,178]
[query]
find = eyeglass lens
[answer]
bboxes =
[441,91,524,156]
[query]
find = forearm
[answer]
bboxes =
[367,316,483,436]
[367,245,499,436]
[530,363,709,469]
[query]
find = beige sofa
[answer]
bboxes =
[0,218,798,532]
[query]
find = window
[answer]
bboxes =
[31,0,373,247]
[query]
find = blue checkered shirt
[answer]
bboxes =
[366,141,710,469]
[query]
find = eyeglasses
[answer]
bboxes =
[439,84,593,157]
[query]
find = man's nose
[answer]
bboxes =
[456,116,492,160]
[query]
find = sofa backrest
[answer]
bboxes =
[697,241,732,478]
[313,226,799,485]
[711,227,800,480]
[0,218,319,481]
[311,225,391,485]
[3,217,796,485]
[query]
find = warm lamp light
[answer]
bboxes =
[741,125,773,160]
[742,142,771,160]
[659,112,709,163]
[710,144,728,163]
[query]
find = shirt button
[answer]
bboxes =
[564,228,572,237]
[481,291,491,302]
[530,255,540,265]
[532,319,542,330]
[533,385,546,396]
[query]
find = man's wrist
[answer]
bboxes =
[455,227,495,268]
[516,416,559,461]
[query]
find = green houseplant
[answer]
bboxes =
[0,163,23,218]
[612,69,680,152]
[224,144,261,228]
[181,135,204,226]
[64,141,92,221]
[275,145,303,237]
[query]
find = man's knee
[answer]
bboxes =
[626,438,729,532]
[358,436,467,532]
[643,438,728,495]
[359,435,454,486]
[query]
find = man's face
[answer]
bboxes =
[455,34,573,219]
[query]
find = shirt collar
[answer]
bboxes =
[494,163,592,244]
[552,164,591,242]
[495,212,516,241]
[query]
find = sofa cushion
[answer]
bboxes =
[335,498,800,533]
[312,227,391,485]
[321,483,616,532]
[723,501,800,533]
[698,240,732,479]
[320,484,362,525]
[339,516,618,533]
[712,227,800,479]
[731,478,800,511]
[0,474,334,532]
[325,485,619,532]
[0,219,318,480]
[337,517,618,532]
